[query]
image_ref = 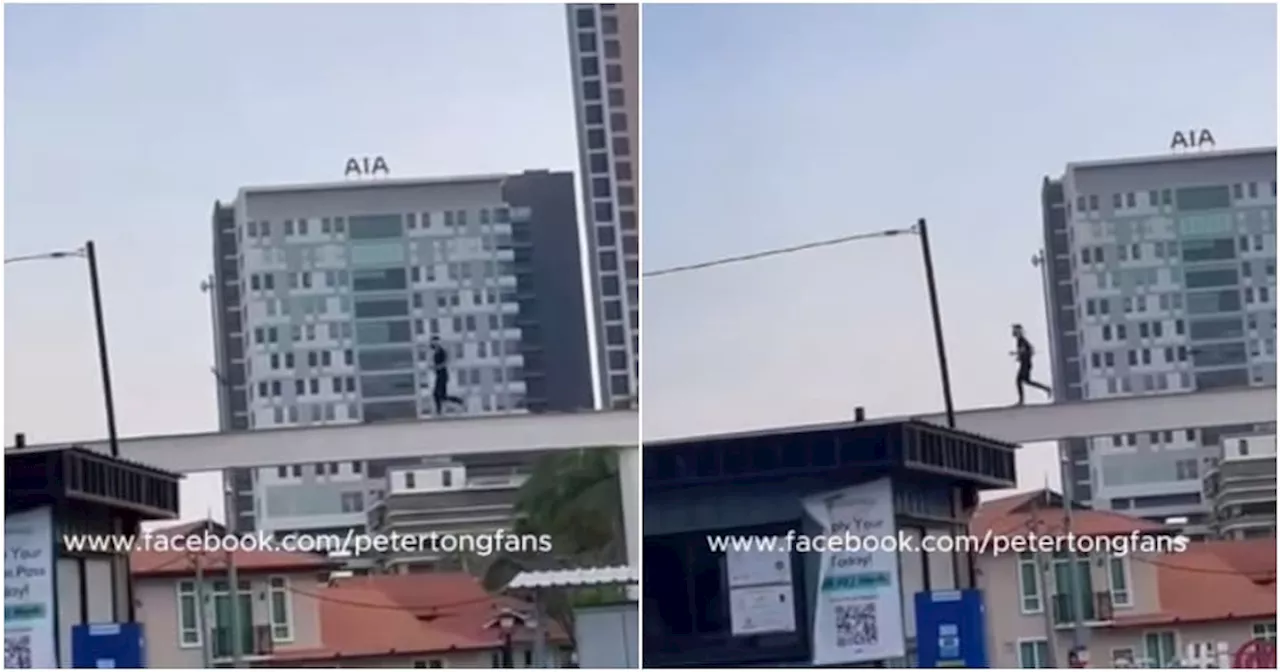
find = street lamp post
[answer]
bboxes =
[915,218,956,429]
[5,241,120,458]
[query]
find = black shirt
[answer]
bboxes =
[431,345,448,370]
[1016,336,1034,363]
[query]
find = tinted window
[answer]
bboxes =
[1185,267,1238,289]
[1175,185,1231,211]
[1191,342,1247,367]
[1188,317,1244,340]
[348,214,403,240]
[352,268,407,292]
[1181,238,1236,262]
[362,400,417,422]
[354,298,408,318]
[1195,368,1249,391]
[351,241,406,266]
[358,348,414,372]
[360,373,416,399]
[1185,290,1241,315]
[355,320,412,345]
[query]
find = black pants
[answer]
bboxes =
[432,370,463,413]
[1016,360,1050,403]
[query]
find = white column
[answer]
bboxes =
[616,445,640,601]
[617,445,640,570]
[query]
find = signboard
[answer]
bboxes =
[803,478,905,665]
[72,623,146,669]
[5,507,57,668]
[914,590,988,668]
[1170,129,1215,151]
[345,156,389,177]
[726,539,796,636]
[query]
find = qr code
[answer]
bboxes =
[5,634,32,668]
[835,602,878,648]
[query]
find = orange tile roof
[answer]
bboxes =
[970,488,1168,540]
[270,572,569,664]
[1112,538,1276,627]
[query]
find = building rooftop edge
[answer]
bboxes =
[230,169,569,203]
[1058,145,1277,177]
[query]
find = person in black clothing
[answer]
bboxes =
[1011,324,1052,406]
[430,337,465,415]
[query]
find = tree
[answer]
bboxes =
[478,447,628,648]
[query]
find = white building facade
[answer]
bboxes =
[1040,146,1277,536]
[209,172,594,535]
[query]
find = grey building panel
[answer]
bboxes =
[1040,147,1277,524]
[501,171,595,413]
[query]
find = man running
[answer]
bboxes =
[1011,324,1052,406]
[430,337,465,415]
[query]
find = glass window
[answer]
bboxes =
[350,241,406,266]
[1018,640,1050,668]
[362,400,417,421]
[1181,237,1237,262]
[1196,368,1249,390]
[360,373,415,398]
[357,348,414,371]
[1188,317,1244,340]
[1018,556,1041,612]
[1109,557,1131,606]
[1186,289,1242,315]
[1184,267,1239,289]
[355,320,412,345]
[269,577,293,642]
[1175,185,1231,211]
[352,268,407,292]
[348,214,403,240]
[354,298,408,319]
[177,581,200,646]
[1144,632,1178,667]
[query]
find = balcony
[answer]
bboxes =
[210,624,274,660]
[1052,592,1114,626]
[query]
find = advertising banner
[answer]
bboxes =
[5,507,57,668]
[803,477,905,666]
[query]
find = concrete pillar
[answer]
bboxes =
[616,445,640,601]
[616,445,640,570]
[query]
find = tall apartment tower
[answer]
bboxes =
[1040,146,1277,537]
[209,170,594,535]
[567,3,640,410]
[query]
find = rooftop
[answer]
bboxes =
[230,168,564,201]
[270,573,569,664]
[1063,144,1276,174]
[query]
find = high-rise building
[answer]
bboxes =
[567,3,640,410]
[1040,146,1277,537]
[209,170,594,534]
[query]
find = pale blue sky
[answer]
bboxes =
[4,3,579,521]
[5,4,1278,520]
[640,3,1278,492]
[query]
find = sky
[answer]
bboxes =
[4,4,1277,523]
[4,3,580,522]
[640,3,1278,494]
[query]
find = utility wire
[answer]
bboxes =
[4,249,85,264]
[643,226,917,278]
